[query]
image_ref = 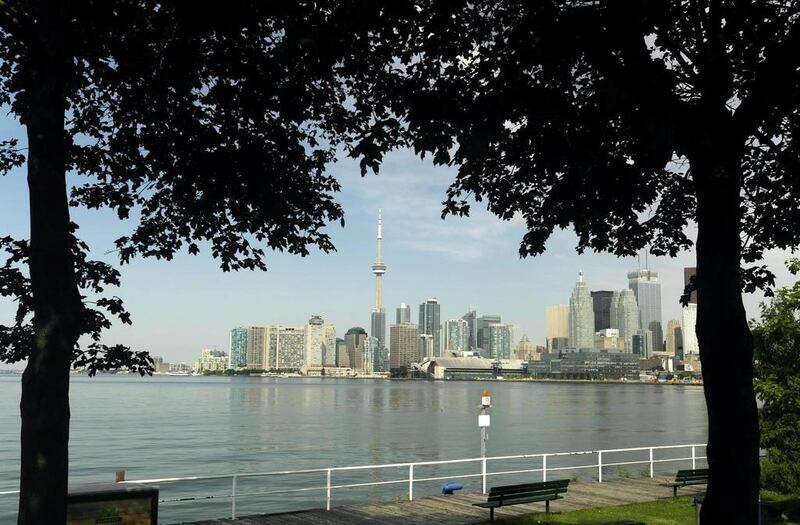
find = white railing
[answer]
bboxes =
[0,443,707,520]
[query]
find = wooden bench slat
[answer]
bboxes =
[473,479,570,521]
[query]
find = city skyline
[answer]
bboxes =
[0,144,794,365]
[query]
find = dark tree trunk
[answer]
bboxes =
[694,155,760,524]
[18,3,79,524]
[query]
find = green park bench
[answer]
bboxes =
[661,468,709,497]
[473,479,570,521]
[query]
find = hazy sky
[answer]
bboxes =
[0,116,796,366]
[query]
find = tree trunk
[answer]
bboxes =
[694,157,760,524]
[18,3,79,524]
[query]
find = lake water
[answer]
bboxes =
[0,375,708,523]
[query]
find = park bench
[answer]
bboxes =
[472,479,570,521]
[661,468,709,497]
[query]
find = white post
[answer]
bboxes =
[691,445,696,470]
[542,455,547,482]
[649,448,654,478]
[598,451,603,483]
[231,475,237,520]
[326,469,332,511]
[482,458,487,494]
[409,464,414,501]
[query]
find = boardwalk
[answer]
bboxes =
[184,477,704,524]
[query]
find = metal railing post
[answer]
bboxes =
[326,469,332,511]
[482,458,487,494]
[649,448,654,478]
[231,475,238,520]
[408,464,414,501]
[691,445,696,469]
[598,451,603,483]
[542,455,547,482]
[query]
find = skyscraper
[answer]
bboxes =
[444,318,469,353]
[419,298,442,357]
[627,268,663,353]
[610,289,639,352]
[305,315,336,367]
[569,271,595,349]
[461,308,478,351]
[487,323,514,359]
[363,336,378,375]
[591,290,615,331]
[390,323,419,369]
[418,333,434,360]
[228,327,248,369]
[345,327,367,371]
[477,315,501,354]
[370,211,387,371]
[246,326,266,369]
[545,305,569,352]
[396,302,411,324]
[515,335,535,360]
[683,303,699,356]
[665,319,682,356]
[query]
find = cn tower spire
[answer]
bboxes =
[371,209,386,311]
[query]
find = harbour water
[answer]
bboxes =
[0,375,708,523]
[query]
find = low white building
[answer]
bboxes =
[194,348,228,373]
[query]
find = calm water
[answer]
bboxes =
[0,375,708,523]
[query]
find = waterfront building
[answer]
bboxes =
[370,210,388,371]
[591,291,615,331]
[152,355,170,374]
[634,328,653,357]
[545,305,569,352]
[420,357,528,380]
[445,319,469,353]
[246,326,267,369]
[477,314,501,354]
[396,302,411,324]
[345,327,368,371]
[462,308,478,351]
[569,271,595,349]
[682,303,699,356]
[487,323,514,360]
[305,315,337,368]
[419,298,442,357]
[631,332,646,357]
[228,327,248,369]
[390,323,419,369]
[363,336,378,375]
[665,319,682,357]
[528,351,640,381]
[194,348,228,373]
[515,334,536,360]
[610,289,639,352]
[418,333,434,360]
[627,267,663,353]
[684,267,698,304]
[272,326,306,370]
[594,329,621,351]
[335,338,348,368]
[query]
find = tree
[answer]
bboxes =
[0,2,407,523]
[344,2,800,522]
[753,259,800,495]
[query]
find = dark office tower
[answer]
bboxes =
[345,327,367,371]
[462,308,478,351]
[477,315,502,354]
[396,302,411,324]
[418,298,442,357]
[684,267,698,304]
[590,290,615,331]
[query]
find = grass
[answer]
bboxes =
[481,493,800,525]
[485,496,696,525]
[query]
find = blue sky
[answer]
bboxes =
[0,116,795,365]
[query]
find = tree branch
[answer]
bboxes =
[0,0,33,44]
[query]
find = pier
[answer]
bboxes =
[184,477,704,524]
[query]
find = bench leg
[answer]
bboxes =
[673,486,677,498]
[546,499,550,513]
[490,507,494,522]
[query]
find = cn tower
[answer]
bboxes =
[370,210,387,370]
[372,210,386,310]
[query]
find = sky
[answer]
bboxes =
[0,116,796,366]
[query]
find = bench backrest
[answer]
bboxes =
[675,469,709,482]
[487,479,570,504]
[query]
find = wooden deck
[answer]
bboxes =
[183,477,704,524]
